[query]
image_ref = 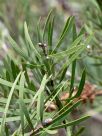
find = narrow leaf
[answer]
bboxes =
[24,22,41,58]
[37,75,48,122]
[43,9,54,41]
[51,116,90,130]
[0,72,21,134]
[8,36,28,60]
[52,100,81,125]
[19,72,25,135]
[75,70,86,97]
[52,16,74,53]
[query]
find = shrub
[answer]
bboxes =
[0,11,91,135]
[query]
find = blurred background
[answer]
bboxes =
[0,0,102,135]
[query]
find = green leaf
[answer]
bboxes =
[78,26,85,36]
[0,78,34,95]
[8,36,28,60]
[37,17,42,42]
[73,23,77,41]
[11,60,17,80]
[6,70,11,81]
[52,100,81,125]
[69,22,77,95]
[19,99,34,130]
[96,0,102,11]
[43,128,57,135]
[25,63,44,69]
[45,82,63,102]
[70,61,76,96]
[59,67,68,82]
[43,9,54,42]
[50,116,90,130]
[52,100,73,118]
[5,124,9,136]
[73,127,85,136]
[19,72,25,135]
[48,44,83,60]
[49,34,83,60]
[52,16,74,53]
[0,116,20,123]
[55,45,86,79]
[75,70,86,97]
[48,15,55,53]
[37,74,48,122]
[24,22,41,58]
[0,72,21,135]
[0,98,31,105]
[45,82,66,111]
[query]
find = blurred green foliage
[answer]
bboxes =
[0,0,102,135]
